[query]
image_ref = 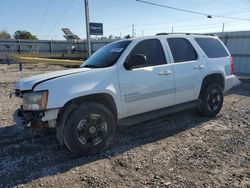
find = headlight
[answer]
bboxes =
[23,91,48,111]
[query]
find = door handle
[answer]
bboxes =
[158,70,172,76]
[194,65,204,70]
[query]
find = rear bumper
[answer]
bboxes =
[224,75,240,92]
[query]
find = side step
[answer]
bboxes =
[118,100,198,126]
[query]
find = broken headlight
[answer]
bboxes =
[23,91,48,111]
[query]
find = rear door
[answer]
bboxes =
[166,37,206,104]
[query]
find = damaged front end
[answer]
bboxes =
[13,108,44,128]
[12,90,59,130]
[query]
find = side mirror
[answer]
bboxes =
[124,54,147,70]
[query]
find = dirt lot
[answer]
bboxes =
[0,64,249,188]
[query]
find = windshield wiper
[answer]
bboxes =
[82,64,98,68]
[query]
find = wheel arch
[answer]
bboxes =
[56,93,118,145]
[199,73,225,98]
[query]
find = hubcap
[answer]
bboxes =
[77,114,107,146]
[89,126,96,134]
[206,89,221,111]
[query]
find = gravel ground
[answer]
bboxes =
[0,64,249,188]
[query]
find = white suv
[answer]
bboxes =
[13,33,237,155]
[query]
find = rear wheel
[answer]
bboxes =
[63,102,116,155]
[198,83,224,117]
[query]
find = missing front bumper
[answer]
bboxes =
[13,108,31,128]
[13,108,59,128]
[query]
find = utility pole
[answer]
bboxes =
[132,24,135,37]
[84,0,91,57]
[222,22,225,33]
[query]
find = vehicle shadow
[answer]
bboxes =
[225,78,250,97]
[0,109,210,187]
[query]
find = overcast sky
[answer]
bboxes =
[1,0,250,40]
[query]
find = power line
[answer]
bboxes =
[210,0,244,9]
[136,0,210,17]
[141,8,250,26]
[220,9,250,16]
[143,23,223,33]
[105,8,250,35]
[107,20,210,33]
[29,0,52,54]
[143,22,250,35]
[107,22,223,35]
[213,7,250,17]
[36,0,52,35]
[136,0,250,22]
[105,8,249,34]
[46,0,75,39]
[106,18,248,36]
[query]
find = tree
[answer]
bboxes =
[0,30,11,39]
[99,36,107,40]
[14,30,38,40]
[114,36,121,40]
[108,34,113,40]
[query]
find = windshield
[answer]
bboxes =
[81,40,131,68]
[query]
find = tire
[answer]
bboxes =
[63,102,116,155]
[198,83,224,117]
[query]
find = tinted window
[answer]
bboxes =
[195,38,229,58]
[129,39,167,67]
[81,40,131,68]
[167,38,197,63]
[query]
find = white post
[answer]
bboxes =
[132,24,135,37]
[84,0,91,57]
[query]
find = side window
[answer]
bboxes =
[167,38,197,63]
[195,37,229,58]
[129,39,167,67]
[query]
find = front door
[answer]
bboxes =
[118,39,175,117]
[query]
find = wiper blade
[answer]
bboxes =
[82,64,98,68]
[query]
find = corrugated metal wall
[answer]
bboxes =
[1,31,250,74]
[0,39,115,60]
[217,31,250,74]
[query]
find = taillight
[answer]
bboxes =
[230,56,234,75]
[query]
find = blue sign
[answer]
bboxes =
[89,23,103,35]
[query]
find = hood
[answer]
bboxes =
[15,68,91,91]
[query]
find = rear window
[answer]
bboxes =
[167,38,197,63]
[195,38,229,58]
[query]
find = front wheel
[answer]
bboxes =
[198,83,224,117]
[63,102,116,155]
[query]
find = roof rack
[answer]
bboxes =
[156,32,216,36]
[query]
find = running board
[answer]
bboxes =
[118,100,198,126]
